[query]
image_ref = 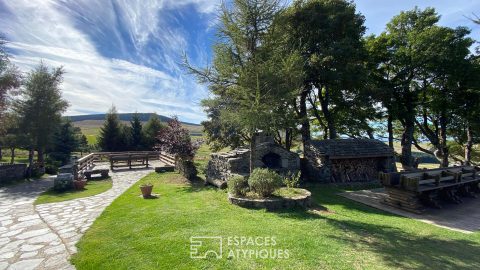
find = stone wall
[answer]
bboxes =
[206,137,300,187]
[0,164,26,183]
[206,149,250,184]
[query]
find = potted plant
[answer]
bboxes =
[140,183,153,198]
[73,179,87,190]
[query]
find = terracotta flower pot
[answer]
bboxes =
[73,180,87,190]
[140,184,153,198]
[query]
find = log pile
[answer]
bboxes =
[330,158,381,182]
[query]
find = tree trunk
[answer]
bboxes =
[367,129,374,139]
[37,147,45,167]
[249,133,256,173]
[299,90,311,149]
[27,148,34,178]
[10,148,14,164]
[400,118,414,168]
[285,128,292,151]
[464,123,473,166]
[0,146,2,160]
[387,112,394,149]
[439,113,449,167]
[318,87,337,139]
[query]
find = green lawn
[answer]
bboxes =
[34,179,112,205]
[72,172,480,269]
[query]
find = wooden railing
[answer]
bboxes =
[59,151,179,179]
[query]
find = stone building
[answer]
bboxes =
[304,139,396,183]
[206,136,300,187]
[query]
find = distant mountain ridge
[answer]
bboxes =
[66,113,200,126]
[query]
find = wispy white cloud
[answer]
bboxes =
[0,0,220,123]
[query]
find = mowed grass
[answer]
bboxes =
[72,172,480,269]
[34,179,112,205]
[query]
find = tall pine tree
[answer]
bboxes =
[13,62,68,166]
[130,113,144,150]
[143,114,164,150]
[97,106,122,152]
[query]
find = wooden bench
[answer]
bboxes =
[84,169,109,180]
[379,166,480,214]
[109,153,158,170]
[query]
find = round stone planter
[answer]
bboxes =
[228,188,312,210]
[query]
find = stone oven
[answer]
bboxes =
[304,139,396,183]
[206,136,300,187]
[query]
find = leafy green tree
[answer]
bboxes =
[280,0,369,140]
[0,36,21,160]
[13,62,68,167]
[447,57,480,165]
[0,37,21,132]
[414,26,473,166]
[129,113,144,150]
[366,7,446,168]
[142,114,165,150]
[187,0,303,170]
[98,106,123,152]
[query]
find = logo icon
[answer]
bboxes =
[190,236,223,259]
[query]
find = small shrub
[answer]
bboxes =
[284,171,301,188]
[53,174,74,192]
[228,175,249,197]
[248,168,282,197]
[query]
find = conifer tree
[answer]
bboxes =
[98,106,122,152]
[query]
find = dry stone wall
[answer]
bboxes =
[206,137,300,188]
[0,164,26,183]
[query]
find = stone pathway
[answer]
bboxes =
[0,163,159,270]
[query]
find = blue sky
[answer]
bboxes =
[0,0,479,124]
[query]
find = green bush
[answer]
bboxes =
[283,171,301,188]
[248,168,282,197]
[228,175,249,197]
[53,174,74,192]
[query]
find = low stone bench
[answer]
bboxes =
[155,166,175,173]
[84,169,109,180]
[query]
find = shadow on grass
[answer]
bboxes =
[326,218,480,269]
[307,184,401,218]
[285,184,480,269]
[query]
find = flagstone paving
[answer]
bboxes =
[0,163,160,270]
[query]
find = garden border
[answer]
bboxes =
[228,189,312,210]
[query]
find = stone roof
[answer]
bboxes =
[309,139,394,159]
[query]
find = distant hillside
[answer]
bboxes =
[66,113,199,126]
[67,113,203,145]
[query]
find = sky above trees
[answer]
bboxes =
[0,0,478,124]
